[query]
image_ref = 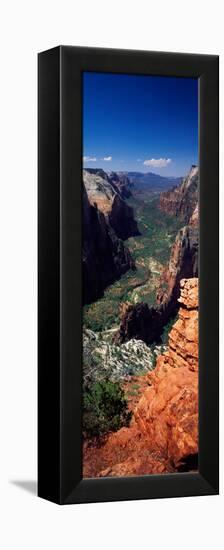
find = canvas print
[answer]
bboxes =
[82,72,199,478]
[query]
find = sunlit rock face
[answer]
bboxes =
[157,166,199,310]
[83,279,199,478]
[133,278,198,470]
[83,185,135,305]
[82,169,140,304]
[159,165,199,224]
[83,169,139,239]
[157,224,198,308]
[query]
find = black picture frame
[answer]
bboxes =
[38,45,219,505]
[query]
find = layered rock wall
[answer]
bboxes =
[83,186,135,305]
[83,169,139,239]
[159,165,198,223]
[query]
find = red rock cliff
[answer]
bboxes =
[159,165,198,224]
[83,278,199,477]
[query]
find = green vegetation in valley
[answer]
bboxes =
[127,196,182,264]
[83,380,132,438]
[83,195,183,332]
[83,264,148,332]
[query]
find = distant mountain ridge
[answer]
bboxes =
[84,168,182,193]
[118,171,182,192]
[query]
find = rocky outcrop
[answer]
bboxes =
[83,278,199,477]
[161,278,198,370]
[83,328,166,386]
[85,168,133,199]
[114,301,167,345]
[157,224,198,307]
[108,171,133,199]
[83,186,135,305]
[83,168,140,304]
[156,167,199,310]
[83,169,139,239]
[159,165,198,224]
[133,278,198,469]
[189,203,199,227]
[115,218,198,345]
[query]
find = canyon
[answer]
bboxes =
[114,165,199,344]
[83,165,199,478]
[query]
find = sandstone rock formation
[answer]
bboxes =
[133,278,198,468]
[155,166,199,313]
[157,224,198,307]
[83,169,139,240]
[159,165,198,223]
[108,171,133,199]
[189,203,199,227]
[83,278,199,478]
[83,185,135,305]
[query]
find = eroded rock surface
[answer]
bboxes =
[159,165,198,223]
[83,185,135,304]
[83,278,199,478]
[157,224,198,307]
[83,169,139,239]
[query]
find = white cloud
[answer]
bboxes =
[102,156,112,161]
[143,158,172,168]
[83,156,97,162]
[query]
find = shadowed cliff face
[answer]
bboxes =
[159,165,198,224]
[108,171,133,199]
[83,278,199,478]
[83,169,139,240]
[83,169,140,305]
[114,301,166,345]
[83,186,136,305]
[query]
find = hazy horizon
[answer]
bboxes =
[82,164,197,179]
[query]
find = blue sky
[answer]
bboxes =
[83,72,198,177]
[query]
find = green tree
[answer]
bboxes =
[83,380,132,438]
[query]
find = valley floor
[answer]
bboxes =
[83,195,182,332]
